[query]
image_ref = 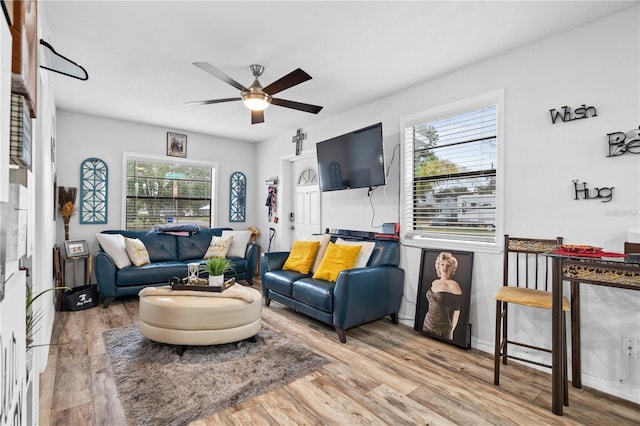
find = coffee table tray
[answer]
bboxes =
[171,277,235,292]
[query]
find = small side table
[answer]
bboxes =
[63,253,93,286]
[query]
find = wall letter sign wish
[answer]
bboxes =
[549,104,597,124]
[607,127,640,157]
[573,180,614,203]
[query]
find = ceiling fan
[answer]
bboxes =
[187,62,323,124]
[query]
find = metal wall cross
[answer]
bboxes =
[292,128,307,156]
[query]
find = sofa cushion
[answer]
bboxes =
[292,278,335,313]
[299,234,331,273]
[312,242,361,282]
[282,240,320,274]
[124,238,151,266]
[116,261,190,286]
[139,231,178,262]
[204,235,234,259]
[176,232,212,260]
[367,240,400,267]
[96,233,132,269]
[263,270,310,297]
[222,230,251,258]
[335,238,375,268]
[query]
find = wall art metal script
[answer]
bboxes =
[606,127,640,157]
[573,180,613,203]
[549,104,597,124]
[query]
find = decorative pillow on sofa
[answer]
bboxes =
[221,230,252,258]
[124,237,151,266]
[96,233,132,269]
[335,238,376,268]
[282,240,320,274]
[299,233,331,273]
[204,235,233,259]
[312,242,362,282]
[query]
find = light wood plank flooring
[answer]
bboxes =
[40,281,639,425]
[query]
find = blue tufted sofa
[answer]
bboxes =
[261,237,404,343]
[95,228,258,307]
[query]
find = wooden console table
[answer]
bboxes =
[545,252,640,415]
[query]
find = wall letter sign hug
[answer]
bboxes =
[573,180,614,203]
[606,127,640,157]
[549,104,597,124]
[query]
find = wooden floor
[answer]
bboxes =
[40,281,640,425]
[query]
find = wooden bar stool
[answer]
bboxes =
[493,235,569,406]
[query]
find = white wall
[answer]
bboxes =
[55,111,258,255]
[256,8,640,403]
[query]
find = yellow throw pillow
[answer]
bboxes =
[282,240,320,274]
[204,235,234,259]
[299,233,331,273]
[312,242,362,282]
[124,238,151,266]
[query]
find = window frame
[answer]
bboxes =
[121,152,219,230]
[400,89,505,253]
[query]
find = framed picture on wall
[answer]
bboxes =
[414,249,474,349]
[167,132,187,158]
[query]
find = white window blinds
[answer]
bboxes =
[403,103,498,243]
[125,157,215,230]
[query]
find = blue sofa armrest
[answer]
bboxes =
[260,251,290,276]
[95,251,118,300]
[332,266,405,331]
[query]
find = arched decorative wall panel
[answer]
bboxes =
[229,171,246,222]
[80,157,108,224]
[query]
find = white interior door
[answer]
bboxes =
[290,156,321,241]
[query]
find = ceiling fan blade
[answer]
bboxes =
[263,68,312,95]
[185,97,241,106]
[193,62,247,91]
[251,110,265,125]
[271,98,323,114]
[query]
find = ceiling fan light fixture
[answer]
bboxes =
[242,91,271,111]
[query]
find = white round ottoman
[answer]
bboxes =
[138,285,262,354]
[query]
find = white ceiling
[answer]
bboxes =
[40,1,637,143]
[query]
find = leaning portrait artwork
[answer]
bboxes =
[414,249,474,349]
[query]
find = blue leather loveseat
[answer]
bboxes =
[95,227,258,307]
[261,238,404,343]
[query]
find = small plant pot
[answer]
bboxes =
[209,275,224,287]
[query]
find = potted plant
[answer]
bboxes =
[27,285,69,349]
[201,257,234,287]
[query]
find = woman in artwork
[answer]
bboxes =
[423,252,463,340]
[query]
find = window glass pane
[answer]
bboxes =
[405,104,498,243]
[125,158,214,230]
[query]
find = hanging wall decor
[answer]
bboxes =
[606,126,640,157]
[80,158,108,224]
[229,171,246,222]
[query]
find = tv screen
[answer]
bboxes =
[316,123,385,192]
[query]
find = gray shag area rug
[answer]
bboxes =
[103,324,327,426]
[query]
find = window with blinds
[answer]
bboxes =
[125,157,215,230]
[402,101,499,244]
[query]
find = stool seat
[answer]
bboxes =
[494,286,569,311]
[139,285,262,347]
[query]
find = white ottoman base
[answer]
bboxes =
[138,287,262,351]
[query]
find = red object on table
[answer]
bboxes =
[552,249,626,258]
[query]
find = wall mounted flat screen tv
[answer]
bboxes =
[316,123,385,192]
